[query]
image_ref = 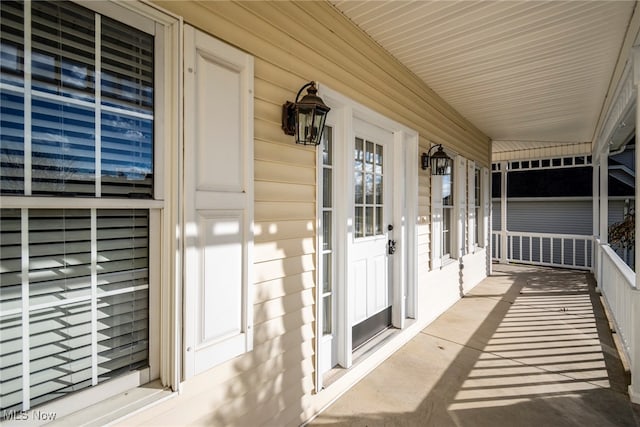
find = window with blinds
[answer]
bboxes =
[1,0,153,197]
[0,0,155,414]
[442,173,453,258]
[474,168,482,247]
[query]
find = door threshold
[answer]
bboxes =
[321,327,399,390]
[352,326,398,362]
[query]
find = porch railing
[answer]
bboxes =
[491,231,593,270]
[597,241,639,402]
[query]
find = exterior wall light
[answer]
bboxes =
[282,81,331,146]
[421,144,453,175]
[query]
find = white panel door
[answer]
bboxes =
[349,119,394,348]
[183,25,254,377]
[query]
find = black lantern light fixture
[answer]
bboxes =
[421,144,453,175]
[282,81,331,146]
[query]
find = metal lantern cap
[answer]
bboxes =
[421,144,453,175]
[282,81,331,146]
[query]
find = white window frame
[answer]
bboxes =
[315,124,337,392]
[481,167,490,249]
[442,188,453,260]
[430,146,457,269]
[0,0,181,418]
[475,166,484,249]
[467,161,483,252]
[453,155,467,259]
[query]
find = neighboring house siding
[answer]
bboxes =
[120,1,490,426]
[492,198,628,233]
[492,201,502,231]
[506,200,593,235]
[609,199,629,226]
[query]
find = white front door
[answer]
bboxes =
[315,87,418,384]
[350,119,394,349]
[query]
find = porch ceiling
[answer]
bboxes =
[330,1,636,146]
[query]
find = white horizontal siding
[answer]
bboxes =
[498,200,593,235]
[492,201,502,231]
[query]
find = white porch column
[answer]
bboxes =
[597,151,609,297]
[500,161,508,263]
[592,161,599,278]
[599,151,609,245]
[631,48,640,403]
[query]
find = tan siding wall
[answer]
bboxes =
[418,139,432,272]
[122,1,491,426]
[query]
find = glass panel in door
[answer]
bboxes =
[354,139,384,239]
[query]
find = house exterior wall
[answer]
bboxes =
[115,1,490,426]
[491,199,594,235]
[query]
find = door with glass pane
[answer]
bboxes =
[350,119,393,350]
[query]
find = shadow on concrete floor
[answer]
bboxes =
[310,264,640,427]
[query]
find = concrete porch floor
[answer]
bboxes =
[309,264,640,427]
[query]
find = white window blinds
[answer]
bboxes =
[1,208,149,412]
[1,0,154,198]
[1,0,155,414]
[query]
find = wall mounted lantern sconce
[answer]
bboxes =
[282,81,331,146]
[421,144,453,175]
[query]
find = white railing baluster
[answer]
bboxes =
[509,235,513,261]
[495,231,593,270]
[519,236,523,262]
[598,242,638,403]
[540,238,543,264]
[491,231,596,269]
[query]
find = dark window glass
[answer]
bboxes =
[492,172,501,198]
[31,98,95,196]
[508,167,592,197]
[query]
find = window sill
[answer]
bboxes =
[47,380,175,427]
[440,257,458,269]
[469,245,485,254]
